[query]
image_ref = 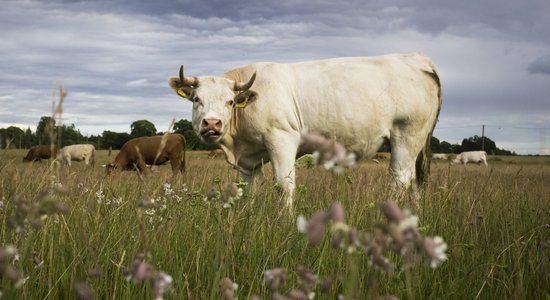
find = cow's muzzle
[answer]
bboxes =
[200,118,223,142]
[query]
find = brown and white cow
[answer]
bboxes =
[169,53,441,207]
[105,134,186,175]
[23,145,58,162]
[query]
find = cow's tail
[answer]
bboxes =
[415,63,442,186]
[90,147,96,166]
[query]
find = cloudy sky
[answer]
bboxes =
[1,0,549,154]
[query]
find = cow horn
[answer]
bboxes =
[179,65,198,87]
[234,72,256,91]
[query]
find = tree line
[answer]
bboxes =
[1,116,515,155]
[0,116,218,151]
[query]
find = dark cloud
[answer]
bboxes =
[528,55,550,75]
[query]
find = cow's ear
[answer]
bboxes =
[234,90,258,108]
[169,77,195,100]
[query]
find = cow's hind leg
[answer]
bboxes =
[389,133,425,196]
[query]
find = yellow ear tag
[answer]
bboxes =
[177,89,187,97]
[235,99,248,108]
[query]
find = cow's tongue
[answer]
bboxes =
[202,130,218,138]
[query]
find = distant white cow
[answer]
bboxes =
[169,53,442,207]
[57,144,95,166]
[432,153,448,160]
[450,151,488,166]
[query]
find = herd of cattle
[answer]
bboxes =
[18,53,492,205]
[22,133,188,175]
[22,136,489,172]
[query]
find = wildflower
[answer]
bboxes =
[296,215,307,233]
[300,131,356,174]
[220,277,239,300]
[113,197,123,205]
[329,203,345,223]
[163,183,173,196]
[54,183,70,194]
[95,190,104,204]
[153,271,173,300]
[288,289,308,299]
[264,268,286,293]
[303,211,330,247]
[75,281,95,300]
[144,208,156,217]
[319,275,336,292]
[86,269,102,278]
[221,183,243,208]
[33,252,44,269]
[379,201,405,223]
[423,236,448,268]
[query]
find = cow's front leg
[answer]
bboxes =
[266,132,300,209]
[238,167,262,196]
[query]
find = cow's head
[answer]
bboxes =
[168,66,256,143]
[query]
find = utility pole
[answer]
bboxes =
[481,124,485,151]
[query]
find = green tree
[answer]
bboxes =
[22,128,36,148]
[59,124,84,146]
[130,120,157,138]
[173,119,193,134]
[0,126,24,149]
[36,116,56,145]
[430,136,441,153]
[101,131,132,149]
[439,141,452,153]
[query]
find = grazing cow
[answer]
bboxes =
[169,53,441,207]
[432,153,448,160]
[57,144,95,166]
[105,134,186,175]
[23,145,58,162]
[208,149,224,158]
[450,151,488,166]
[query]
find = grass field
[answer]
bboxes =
[1,149,549,299]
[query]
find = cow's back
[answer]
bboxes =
[225,53,440,158]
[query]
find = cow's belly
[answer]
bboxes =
[304,120,389,159]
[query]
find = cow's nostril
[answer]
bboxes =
[202,118,222,131]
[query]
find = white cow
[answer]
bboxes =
[57,144,95,166]
[169,53,442,207]
[432,153,448,160]
[450,151,488,166]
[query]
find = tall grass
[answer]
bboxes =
[0,150,549,299]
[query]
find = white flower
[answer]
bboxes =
[95,190,105,204]
[15,276,30,288]
[163,183,173,195]
[424,236,448,268]
[297,215,307,233]
[113,197,122,205]
[398,214,419,232]
[430,236,448,268]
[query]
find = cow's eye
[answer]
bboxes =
[226,100,234,107]
[193,96,201,104]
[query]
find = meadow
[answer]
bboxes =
[0,149,549,299]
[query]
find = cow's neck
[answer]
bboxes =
[219,134,237,167]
